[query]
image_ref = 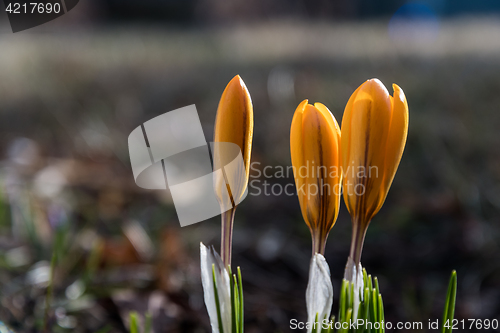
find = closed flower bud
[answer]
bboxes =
[341,78,409,265]
[290,100,342,255]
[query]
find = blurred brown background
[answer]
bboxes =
[0,0,500,332]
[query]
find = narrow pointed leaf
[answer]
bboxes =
[441,270,457,333]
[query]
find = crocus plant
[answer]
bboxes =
[340,79,409,316]
[290,101,341,330]
[213,75,254,268]
[200,75,253,333]
[288,79,455,333]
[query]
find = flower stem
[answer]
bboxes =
[221,207,236,268]
[311,229,327,256]
[349,221,368,266]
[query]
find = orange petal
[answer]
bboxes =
[378,84,409,210]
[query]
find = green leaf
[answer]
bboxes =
[348,283,354,311]
[339,280,348,322]
[344,309,352,333]
[324,315,334,333]
[367,275,373,291]
[233,274,240,333]
[129,312,139,333]
[237,267,244,333]
[314,313,320,333]
[377,294,384,333]
[441,270,457,333]
[358,288,370,333]
[228,265,237,333]
[337,270,390,333]
[370,289,378,327]
[212,264,225,333]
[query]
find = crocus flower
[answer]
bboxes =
[341,78,409,266]
[213,75,254,267]
[290,100,342,255]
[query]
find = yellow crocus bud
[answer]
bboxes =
[213,75,253,267]
[341,79,409,265]
[290,100,342,255]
